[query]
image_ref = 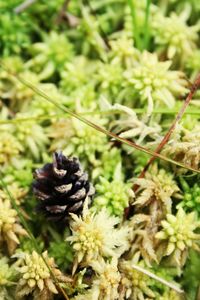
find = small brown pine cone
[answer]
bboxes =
[33,151,95,220]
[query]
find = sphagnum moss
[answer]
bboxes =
[67,201,130,268]
[0,0,200,299]
[152,10,200,64]
[124,51,188,113]
[15,250,71,300]
[156,208,200,266]
[0,198,27,254]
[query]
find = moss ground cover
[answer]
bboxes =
[0,0,200,299]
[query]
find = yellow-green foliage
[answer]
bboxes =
[0,1,200,299]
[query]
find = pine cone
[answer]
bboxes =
[33,151,95,220]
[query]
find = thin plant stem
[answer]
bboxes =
[14,0,37,14]
[55,0,70,25]
[124,74,200,216]
[138,73,200,180]
[132,264,184,294]
[124,73,200,218]
[0,108,199,126]
[127,0,141,49]
[0,61,199,174]
[143,0,151,50]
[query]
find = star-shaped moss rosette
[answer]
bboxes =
[60,56,97,94]
[94,164,134,216]
[109,36,139,67]
[124,51,188,114]
[26,31,74,79]
[133,164,180,213]
[156,208,200,266]
[67,201,130,271]
[152,11,200,64]
[0,198,27,254]
[15,250,71,300]
[89,258,121,300]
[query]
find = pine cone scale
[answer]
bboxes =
[68,201,83,212]
[54,184,73,193]
[68,188,87,201]
[53,166,67,178]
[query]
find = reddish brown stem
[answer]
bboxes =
[55,0,70,25]
[138,73,200,181]
[124,73,200,219]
